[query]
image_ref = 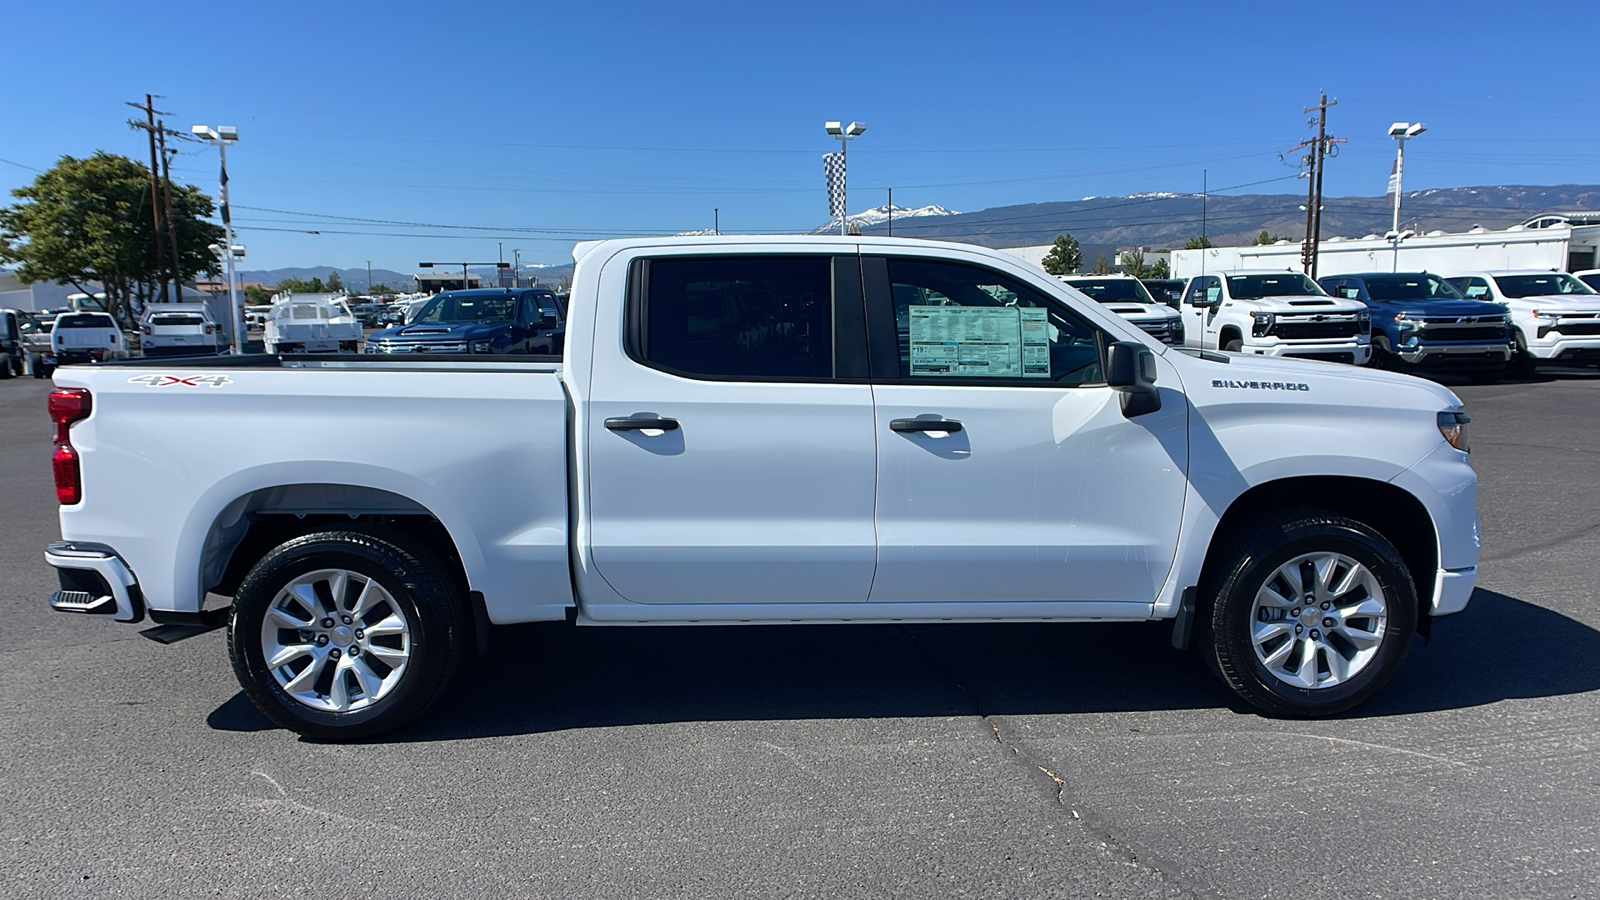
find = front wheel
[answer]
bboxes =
[228,528,467,740]
[1222,337,1243,353]
[1509,331,1536,377]
[1202,509,1417,717]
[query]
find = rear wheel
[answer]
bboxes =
[0,355,12,379]
[228,528,467,740]
[1202,509,1417,717]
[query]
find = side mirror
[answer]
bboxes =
[1106,341,1161,418]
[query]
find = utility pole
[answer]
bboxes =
[128,95,172,303]
[156,122,183,297]
[512,249,521,288]
[1287,94,1342,278]
[714,208,719,235]
[887,188,893,237]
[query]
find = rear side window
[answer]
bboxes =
[636,256,833,379]
[150,313,206,325]
[57,314,113,329]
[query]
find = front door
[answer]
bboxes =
[863,253,1189,608]
[584,250,879,604]
[1182,275,1222,349]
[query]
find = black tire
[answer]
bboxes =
[1222,337,1243,353]
[0,355,12,379]
[1201,509,1417,717]
[228,527,467,740]
[1369,334,1396,370]
[1509,330,1536,377]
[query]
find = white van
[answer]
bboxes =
[139,303,224,358]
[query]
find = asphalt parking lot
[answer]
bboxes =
[2,367,1598,899]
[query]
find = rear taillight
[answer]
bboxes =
[49,389,91,505]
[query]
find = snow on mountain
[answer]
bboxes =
[811,204,958,234]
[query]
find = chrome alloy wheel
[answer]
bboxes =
[1249,552,1388,689]
[259,568,412,712]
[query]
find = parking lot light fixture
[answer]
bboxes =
[1388,122,1426,272]
[191,125,244,352]
[825,120,867,236]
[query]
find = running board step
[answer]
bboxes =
[140,609,230,644]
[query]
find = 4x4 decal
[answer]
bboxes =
[127,374,233,388]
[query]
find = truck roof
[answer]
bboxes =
[573,234,1032,264]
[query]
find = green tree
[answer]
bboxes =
[1250,230,1292,246]
[369,284,398,297]
[1120,248,1148,278]
[276,276,326,293]
[1040,233,1082,275]
[326,270,344,293]
[1182,235,1214,250]
[0,152,224,325]
[243,284,274,305]
[1091,252,1114,275]
[1149,258,1171,279]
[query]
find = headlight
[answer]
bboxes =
[469,340,493,353]
[1251,312,1274,337]
[1531,310,1558,321]
[1437,410,1470,453]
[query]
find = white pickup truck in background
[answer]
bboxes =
[44,236,1478,739]
[49,311,128,366]
[139,303,225,358]
[1181,270,1373,365]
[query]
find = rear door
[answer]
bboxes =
[583,249,878,604]
[863,253,1189,608]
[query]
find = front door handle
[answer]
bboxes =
[890,418,963,433]
[605,416,680,432]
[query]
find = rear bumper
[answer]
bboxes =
[44,542,144,623]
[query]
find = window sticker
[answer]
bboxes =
[908,306,1050,378]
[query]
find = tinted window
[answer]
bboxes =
[415,295,518,324]
[1450,278,1492,300]
[640,256,832,379]
[887,258,1102,386]
[1061,279,1156,304]
[57,314,113,329]
[1493,274,1597,298]
[1225,273,1324,298]
[1359,274,1466,301]
[150,313,206,325]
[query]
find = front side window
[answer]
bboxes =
[886,258,1102,386]
[638,255,832,379]
[1452,278,1493,300]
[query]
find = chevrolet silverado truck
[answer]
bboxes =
[1445,271,1600,374]
[1058,275,1184,344]
[44,237,1479,739]
[1318,272,1511,380]
[1181,270,1373,365]
[363,287,563,355]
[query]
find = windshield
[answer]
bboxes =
[1061,279,1156,304]
[57,314,113,329]
[1360,274,1466,301]
[414,295,517,325]
[1227,273,1325,299]
[1494,273,1598,298]
[150,313,206,325]
[21,320,53,335]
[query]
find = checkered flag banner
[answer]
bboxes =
[823,152,846,218]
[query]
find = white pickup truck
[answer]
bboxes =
[1180,270,1373,365]
[1445,271,1600,373]
[44,237,1479,739]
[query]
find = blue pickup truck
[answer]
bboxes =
[364,288,565,355]
[1318,272,1511,380]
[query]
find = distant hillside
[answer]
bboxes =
[236,266,413,291]
[851,184,1600,249]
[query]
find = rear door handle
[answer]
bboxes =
[605,416,680,432]
[890,418,963,433]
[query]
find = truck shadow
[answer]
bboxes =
[206,588,1600,740]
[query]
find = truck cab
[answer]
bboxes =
[1057,275,1184,344]
[1181,270,1371,364]
[1445,270,1600,373]
[1318,272,1511,378]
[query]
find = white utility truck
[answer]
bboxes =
[1180,270,1372,365]
[139,303,225,358]
[44,237,1478,739]
[263,294,363,354]
[1445,271,1600,373]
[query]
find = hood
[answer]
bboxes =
[1232,295,1366,313]
[1200,349,1461,407]
[1376,298,1506,317]
[374,322,511,341]
[1499,294,1600,312]
[1102,302,1178,322]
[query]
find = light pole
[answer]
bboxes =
[824,121,866,235]
[191,124,243,353]
[1387,121,1426,271]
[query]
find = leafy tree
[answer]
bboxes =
[326,270,344,292]
[1120,248,1148,278]
[276,276,325,293]
[1182,235,1214,250]
[243,284,274,305]
[1040,233,1082,275]
[0,152,224,326]
[1250,230,1293,246]
[369,284,398,297]
[1091,252,1114,275]
[1149,258,1171,279]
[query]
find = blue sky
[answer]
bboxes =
[5,0,1598,274]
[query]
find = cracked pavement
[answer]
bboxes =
[3,369,1598,899]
